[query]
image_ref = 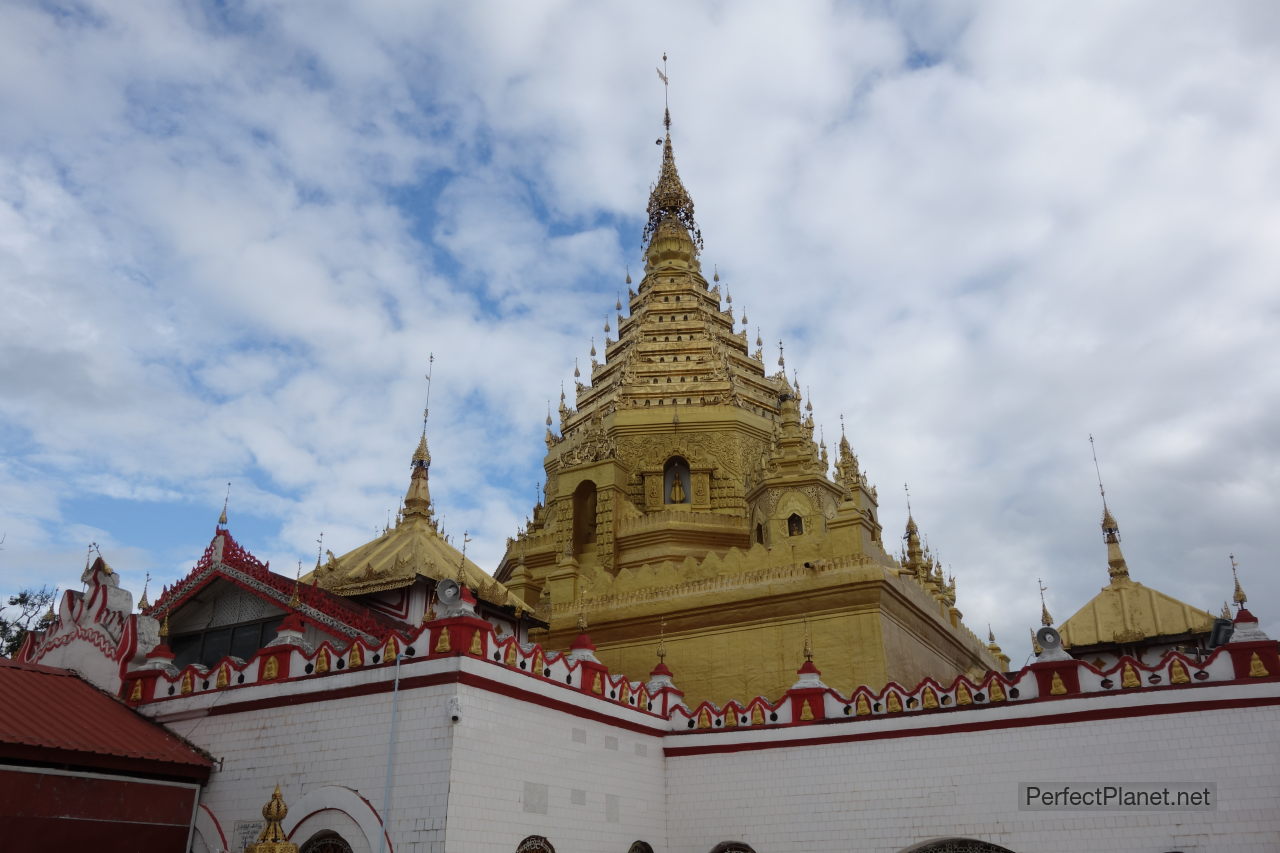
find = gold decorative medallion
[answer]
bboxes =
[592,672,603,695]
[385,636,399,659]
[619,681,631,703]
[181,671,193,695]
[725,708,737,726]
[698,708,711,728]
[505,642,518,667]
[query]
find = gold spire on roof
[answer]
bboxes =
[656,616,667,663]
[247,785,298,853]
[803,618,813,662]
[643,54,702,254]
[1221,601,1232,620]
[1231,553,1247,607]
[138,573,150,611]
[1091,435,1130,582]
[289,561,302,608]
[159,613,170,639]
[1039,578,1053,627]
[219,481,230,526]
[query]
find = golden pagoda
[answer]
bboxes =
[496,104,998,703]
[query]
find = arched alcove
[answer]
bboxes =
[900,839,1017,853]
[516,836,556,853]
[300,832,354,853]
[787,512,804,536]
[572,480,598,554]
[664,456,691,504]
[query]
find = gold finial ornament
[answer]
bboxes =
[247,785,298,853]
[1222,601,1232,620]
[219,481,230,526]
[1230,554,1247,607]
[644,54,703,254]
[1039,578,1053,627]
[159,613,170,639]
[657,617,667,663]
[802,619,813,662]
[289,561,302,608]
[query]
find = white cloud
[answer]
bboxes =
[1,1,1277,671]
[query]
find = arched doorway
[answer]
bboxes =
[300,832,354,853]
[572,480,597,555]
[516,836,555,853]
[901,840,1016,853]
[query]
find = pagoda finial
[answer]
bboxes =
[219,481,230,526]
[138,573,151,611]
[1222,601,1233,620]
[802,618,813,662]
[159,613,170,639]
[777,340,785,369]
[247,784,297,853]
[1039,578,1053,627]
[458,531,471,586]
[315,532,324,571]
[289,561,302,608]
[643,54,702,253]
[1230,554,1247,608]
[988,624,996,644]
[656,616,667,663]
[1089,436,1129,581]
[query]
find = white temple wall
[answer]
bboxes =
[664,683,1280,853]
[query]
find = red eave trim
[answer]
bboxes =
[0,743,212,783]
[198,664,667,737]
[663,693,1280,757]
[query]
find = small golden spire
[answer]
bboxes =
[741,310,748,326]
[1039,578,1053,627]
[802,618,813,662]
[589,337,596,358]
[755,327,762,348]
[1221,601,1232,620]
[1231,554,1247,607]
[159,613,170,639]
[777,340,785,369]
[545,401,552,427]
[138,573,150,611]
[573,358,580,379]
[644,54,702,253]
[713,265,719,283]
[1090,436,1130,581]
[43,591,56,623]
[988,625,996,644]
[247,784,298,853]
[656,616,667,663]
[219,481,230,526]
[1029,626,1042,655]
[289,561,302,608]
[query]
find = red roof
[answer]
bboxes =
[0,658,211,782]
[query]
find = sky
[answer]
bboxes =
[2,1,1278,669]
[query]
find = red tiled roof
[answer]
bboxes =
[0,658,211,782]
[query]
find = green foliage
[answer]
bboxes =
[0,586,56,658]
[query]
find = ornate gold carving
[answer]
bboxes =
[799,699,815,721]
[434,628,451,653]
[385,636,399,660]
[619,681,630,703]
[181,671,193,695]
[263,655,279,680]
[592,672,603,695]
[129,680,142,702]
[988,680,1006,702]
[1049,672,1066,695]
[922,686,939,709]
[697,708,712,728]
[468,630,483,656]
[316,648,330,673]
[1120,663,1139,688]
[349,644,363,668]
[505,642,518,667]
[886,692,902,713]
[724,708,737,726]
[955,682,972,705]
[751,705,764,725]
[1249,652,1270,678]
[855,694,870,716]
[1170,659,1190,684]
[216,665,229,689]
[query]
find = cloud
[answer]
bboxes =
[1,1,1277,671]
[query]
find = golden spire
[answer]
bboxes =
[219,481,230,526]
[1221,601,1232,620]
[1029,626,1042,655]
[802,618,813,662]
[405,357,435,521]
[1091,435,1130,582]
[1231,554,1247,608]
[643,54,702,254]
[138,573,150,611]
[289,561,302,608]
[656,616,667,663]
[159,613,170,639]
[247,785,298,853]
[1039,578,1053,627]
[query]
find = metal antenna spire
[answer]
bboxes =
[1089,433,1108,511]
[423,353,435,437]
[656,53,670,128]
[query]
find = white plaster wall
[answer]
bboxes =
[665,689,1280,853]
[446,680,668,853]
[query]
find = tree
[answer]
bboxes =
[0,586,56,658]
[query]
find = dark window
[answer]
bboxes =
[787,513,804,536]
[171,616,284,669]
[301,833,354,853]
[516,837,556,853]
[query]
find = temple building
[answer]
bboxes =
[9,103,1280,853]
[496,108,998,704]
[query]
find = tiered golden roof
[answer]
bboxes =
[496,99,997,702]
[313,431,525,612]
